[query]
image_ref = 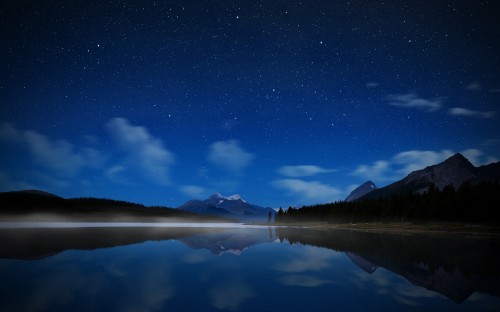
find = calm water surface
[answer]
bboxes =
[0,224,499,311]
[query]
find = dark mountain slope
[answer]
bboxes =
[361,153,500,200]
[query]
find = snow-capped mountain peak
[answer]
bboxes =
[179,193,275,221]
[209,193,247,202]
[213,192,224,199]
[226,194,246,202]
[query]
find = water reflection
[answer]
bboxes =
[276,227,500,303]
[0,226,230,259]
[0,225,499,311]
[210,280,255,311]
[180,227,276,255]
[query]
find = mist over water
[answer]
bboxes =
[0,221,270,229]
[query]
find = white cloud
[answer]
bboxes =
[352,150,453,182]
[105,165,125,178]
[272,179,341,203]
[278,274,334,287]
[366,82,379,88]
[277,247,339,273]
[392,150,454,173]
[208,140,254,174]
[180,185,209,198]
[387,93,443,112]
[0,123,103,177]
[351,160,393,182]
[448,107,496,119]
[106,118,175,185]
[104,164,133,185]
[466,82,482,91]
[277,165,336,177]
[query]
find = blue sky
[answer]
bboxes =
[1,1,499,208]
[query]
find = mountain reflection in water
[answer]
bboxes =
[0,224,499,310]
[276,227,500,304]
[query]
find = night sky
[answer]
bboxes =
[1,1,499,208]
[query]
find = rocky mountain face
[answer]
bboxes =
[345,181,377,201]
[178,193,275,222]
[360,153,500,200]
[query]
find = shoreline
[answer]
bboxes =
[1,219,498,236]
[292,222,500,236]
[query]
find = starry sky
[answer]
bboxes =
[1,1,499,208]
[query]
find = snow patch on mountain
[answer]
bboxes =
[178,193,274,221]
[225,194,246,202]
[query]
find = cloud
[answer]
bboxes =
[105,165,125,179]
[277,247,339,272]
[208,140,254,174]
[278,274,334,287]
[277,165,336,177]
[351,269,438,306]
[351,160,393,182]
[387,93,443,112]
[180,185,209,198]
[104,164,133,185]
[466,82,482,91]
[391,150,455,173]
[352,150,454,181]
[366,82,379,88]
[106,118,175,185]
[448,107,496,119]
[0,123,103,177]
[272,179,341,203]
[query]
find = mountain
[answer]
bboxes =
[0,190,230,222]
[345,181,377,201]
[178,193,275,222]
[14,189,62,198]
[0,190,65,208]
[360,153,500,200]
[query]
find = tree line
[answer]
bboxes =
[275,181,500,224]
[0,192,229,222]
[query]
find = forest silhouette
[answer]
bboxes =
[276,181,500,224]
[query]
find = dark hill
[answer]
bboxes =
[0,190,231,222]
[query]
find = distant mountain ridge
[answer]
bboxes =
[345,181,377,201]
[360,153,500,200]
[178,193,275,221]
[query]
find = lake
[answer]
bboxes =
[0,223,499,311]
